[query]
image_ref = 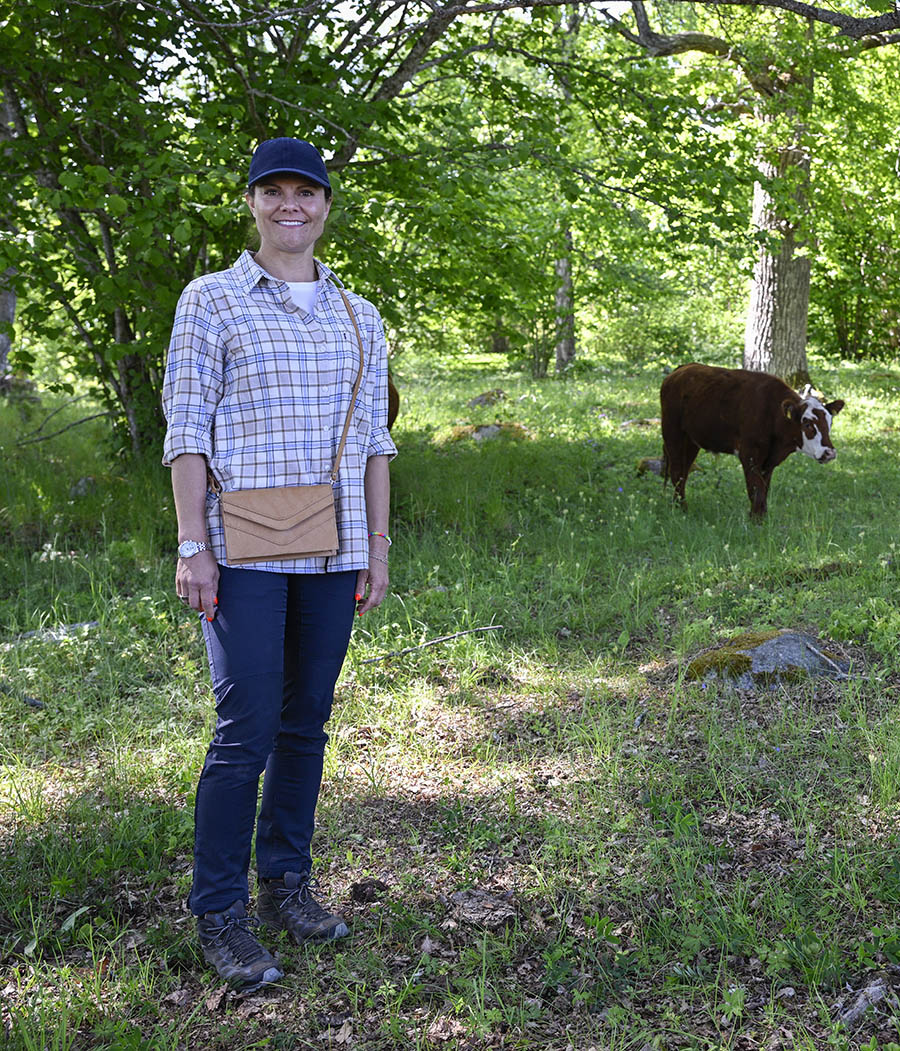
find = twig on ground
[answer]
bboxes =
[0,681,44,709]
[359,625,504,664]
[836,977,889,1025]
[804,640,852,680]
[1,621,99,652]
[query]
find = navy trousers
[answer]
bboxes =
[190,565,357,916]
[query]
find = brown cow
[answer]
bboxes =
[660,363,844,518]
[387,371,399,430]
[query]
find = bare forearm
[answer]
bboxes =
[364,455,390,539]
[170,453,218,619]
[171,453,210,542]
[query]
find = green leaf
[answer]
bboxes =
[61,905,90,933]
[84,164,112,183]
[106,195,128,217]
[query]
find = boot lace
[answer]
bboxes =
[206,914,266,965]
[276,877,330,921]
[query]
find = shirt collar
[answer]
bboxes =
[232,250,343,294]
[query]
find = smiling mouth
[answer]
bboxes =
[276,220,306,226]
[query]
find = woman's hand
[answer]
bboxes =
[176,550,219,620]
[355,557,388,616]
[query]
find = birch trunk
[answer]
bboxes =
[742,146,811,388]
[0,278,13,380]
[554,229,576,374]
[743,48,814,389]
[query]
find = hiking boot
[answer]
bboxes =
[196,899,284,990]
[257,872,349,944]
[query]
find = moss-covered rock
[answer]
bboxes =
[686,649,753,680]
[686,629,850,691]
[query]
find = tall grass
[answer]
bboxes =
[2,355,900,1049]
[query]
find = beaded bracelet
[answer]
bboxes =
[368,532,392,546]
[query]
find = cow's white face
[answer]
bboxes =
[797,396,843,462]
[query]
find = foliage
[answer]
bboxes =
[1,0,900,455]
[807,45,900,361]
[3,354,900,1046]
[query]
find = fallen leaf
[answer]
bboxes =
[205,985,228,1012]
[163,988,192,1009]
[426,1015,469,1042]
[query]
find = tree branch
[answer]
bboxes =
[602,2,779,95]
[359,625,504,663]
[15,411,113,446]
[16,394,92,439]
[330,3,462,170]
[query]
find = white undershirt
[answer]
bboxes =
[286,281,317,314]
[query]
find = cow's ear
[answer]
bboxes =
[782,398,801,422]
[826,399,844,416]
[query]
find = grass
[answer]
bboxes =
[2,352,900,1049]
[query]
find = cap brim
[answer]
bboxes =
[247,167,330,190]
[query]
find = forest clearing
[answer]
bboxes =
[3,354,900,1049]
[3,0,900,1046]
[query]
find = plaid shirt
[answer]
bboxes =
[162,250,396,573]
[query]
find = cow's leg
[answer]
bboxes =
[741,459,770,518]
[665,434,700,506]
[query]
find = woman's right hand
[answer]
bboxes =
[176,551,219,620]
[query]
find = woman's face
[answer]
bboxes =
[245,176,332,258]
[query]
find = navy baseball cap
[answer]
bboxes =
[247,138,331,191]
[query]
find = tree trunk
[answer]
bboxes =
[554,229,576,374]
[742,42,813,390]
[114,351,163,458]
[0,275,14,379]
[742,155,811,388]
[490,321,509,354]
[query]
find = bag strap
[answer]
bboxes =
[207,282,366,493]
[330,286,366,484]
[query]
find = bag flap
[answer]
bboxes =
[220,486,334,530]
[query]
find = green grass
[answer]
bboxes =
[2,354,900,1049]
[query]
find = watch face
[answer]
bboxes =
[179,541,200,558]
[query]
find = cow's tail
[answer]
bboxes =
[661,449,670,487]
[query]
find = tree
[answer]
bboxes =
[806,45,900,360]
[0,0,598,446]
[600,0,899,384]
[2,0,897,445]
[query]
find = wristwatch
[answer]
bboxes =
[177,540,211,559]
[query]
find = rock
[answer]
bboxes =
[687,630,851,690]
[467,388,506,407]
[69,476,98,499]
[835,977,889,1025]
[620,417,661,429]
[636,457,664,476]
[449,422,530,442]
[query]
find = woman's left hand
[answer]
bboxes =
[356,560,389,616]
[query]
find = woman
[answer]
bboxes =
[162,138,396,989]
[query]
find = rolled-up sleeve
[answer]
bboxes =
[161,284,225,466]
[365,310,398,461]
